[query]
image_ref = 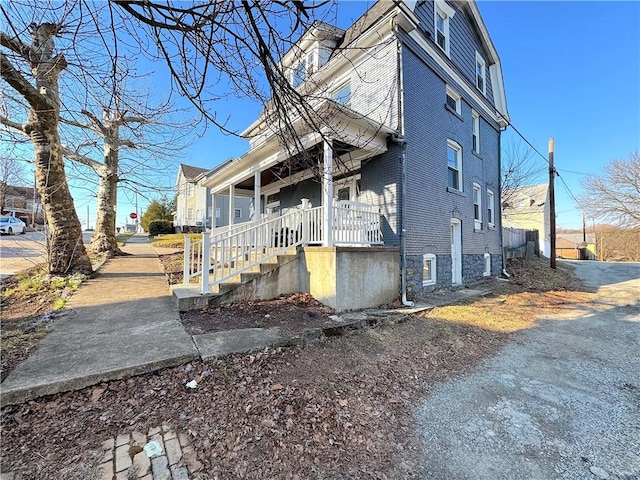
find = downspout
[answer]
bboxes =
[392,16,414,307]
[498,124,510,278]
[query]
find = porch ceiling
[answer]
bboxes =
[202,102,393,194]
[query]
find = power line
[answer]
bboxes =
[503,118,593,216]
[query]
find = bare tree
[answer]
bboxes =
[501,139,542,211]
[110,1,393,175]
[1,14,92,274]
[61,83,190,256]
[580,152,640,228]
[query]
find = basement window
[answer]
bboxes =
[423,253,437,286]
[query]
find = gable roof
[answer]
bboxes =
[504,183,549,211]
[179,164,208,181]
[558,233,596,246]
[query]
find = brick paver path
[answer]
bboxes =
[98,424,202,480]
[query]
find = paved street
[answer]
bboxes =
[417,261,640,479]
[0,231,93,279]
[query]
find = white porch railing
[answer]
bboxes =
[184,201,383,293]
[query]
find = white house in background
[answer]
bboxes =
[174,163,251,232]
[502,183,551,257]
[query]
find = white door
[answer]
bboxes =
[451,218,462,284]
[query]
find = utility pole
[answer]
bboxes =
[582,210,586,243]
[549,138,556,269]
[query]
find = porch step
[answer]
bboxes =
[173,250,299,311]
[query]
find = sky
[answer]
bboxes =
[19,0,640,230]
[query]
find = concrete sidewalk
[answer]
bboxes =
[0,233,491,407]
[1,234,198,407]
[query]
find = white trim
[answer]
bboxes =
[446,85,461,115]
[483,252,491,276]
[447,139,463,192]
[473,183,482,230]
[475,51,487,96]
[472,110,480,154]
[434,1,455,57]
[487,189,495,227]
[422,253,437,286]
[408,29,508,127]
[451,218,462,285]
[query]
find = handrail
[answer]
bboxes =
[185,201,384,293]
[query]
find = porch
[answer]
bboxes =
[176,199,399,312]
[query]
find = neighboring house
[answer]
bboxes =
[502,183,551,258]
[174,163,251,232]
[0,184,43,226]
[557,233,597,260]
[174,164,209,231]
[189,0,509,308]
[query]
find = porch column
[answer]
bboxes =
[253,171,261,221]
[228,184,235,226]
[210,192,216,229]
[322,139,334,246]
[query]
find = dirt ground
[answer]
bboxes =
[182,293,337,336]
[0,256,595,479]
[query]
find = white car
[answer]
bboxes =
[0,216,27,235]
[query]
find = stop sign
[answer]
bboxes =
[129,212,138,219]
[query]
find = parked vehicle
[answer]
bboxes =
[0,216,27,235]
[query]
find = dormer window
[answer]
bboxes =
[290,51,318,87]
[332,81,351,106]
[475,51,486,95]
[434,1,455,56]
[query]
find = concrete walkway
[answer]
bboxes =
[0,233,490,407]
[1,234,198,406]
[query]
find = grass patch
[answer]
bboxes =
[151,233,202,249]
[115,231,134,246]
[1,269,89,380]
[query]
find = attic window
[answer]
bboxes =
[434,1,455,56]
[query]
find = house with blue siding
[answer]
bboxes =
[182,0,509,311]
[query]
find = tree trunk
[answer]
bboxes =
[29,24,92,275]
[90,162,120,256]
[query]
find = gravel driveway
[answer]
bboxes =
[417,261,640,480]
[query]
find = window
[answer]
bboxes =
[215,208,221,219]
[484,253,491,276]
[423,253,437,286]
[447,140,462,191]
[487,190,495,227]
[445,86,461,115]
[475,52,486,95]
[332,82,351,106]
[187,208,194,223]
[305,52,316,77]
[186,183,195,197]
[434,1,455,56]
[473,183,482,229]
[472,110,480,154]
[234,208,242,219]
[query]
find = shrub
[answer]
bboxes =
[148,220,174,236]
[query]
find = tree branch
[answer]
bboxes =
[0,52,52,111]
[0,32,33,62]
[0,114,29,135]
[62,146,105,172]
[80,109,107,136]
